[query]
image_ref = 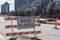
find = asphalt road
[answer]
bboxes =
[23,24,60,40]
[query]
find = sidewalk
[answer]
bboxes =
[39,24,60,40]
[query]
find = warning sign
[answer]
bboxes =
[17,16,35,29]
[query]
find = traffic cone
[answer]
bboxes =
[54,17,59,29]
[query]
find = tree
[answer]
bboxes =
[12,8,33,16]
[24,8,32,16]
[46,2,55,15]
[35,5,43,16]
[46,2,55,17]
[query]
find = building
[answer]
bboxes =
[1,2,9,13]
[15,0,27,10]
[15,0,34,10]
[49,0,54,2]
[31,0,54,16]
[42,0,54,8]
[33,0,54,8]
[55,1,60,9]
[32,0,43,15]
[53,1,60,17]
[41,0,54,12]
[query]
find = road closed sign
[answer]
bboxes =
[17,16,35,29]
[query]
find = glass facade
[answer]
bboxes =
[15,0,26,10]
[1,2,9,13]
[55,1,60,9]
[15,0,34,10]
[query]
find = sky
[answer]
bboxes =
[0,0,14,12]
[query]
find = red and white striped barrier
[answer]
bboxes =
[5,24,40,29]
[4,16,41,37]
[5,16,40,29]
[5,16,40,20]
[6,31,41,36]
